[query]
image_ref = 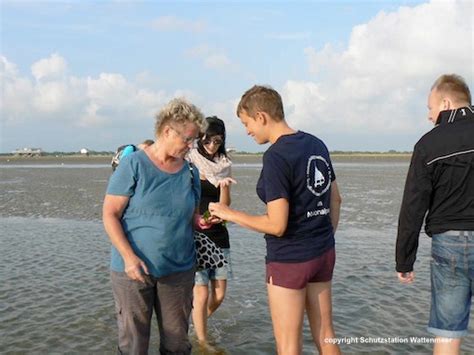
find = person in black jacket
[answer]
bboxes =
[396,74,474,355]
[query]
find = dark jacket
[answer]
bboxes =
[396,106,474,272]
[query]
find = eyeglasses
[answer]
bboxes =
[202,137,223,146]
[170,126,199,145]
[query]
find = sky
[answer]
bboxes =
[1,0,473,153]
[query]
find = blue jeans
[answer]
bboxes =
[195,248,232,285]
[428,231,474,338]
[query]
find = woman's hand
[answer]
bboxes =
[219,177,237,188]
[198,216,213,230]
[194,213,222,230]
[218,178,235,206]
[124,255,149,283]
[208,202,233,221]
[103,194,149,282]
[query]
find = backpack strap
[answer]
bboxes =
[111,144,137,171]
[188,162,200,208]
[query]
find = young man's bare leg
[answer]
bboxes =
[267,281,305,355]
[306,281,340,355]
[433,337,461,355]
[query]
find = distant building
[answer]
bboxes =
[80,148,89,156]
[13,147,43,156]
[226,147,236,153]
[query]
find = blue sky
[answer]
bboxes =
[1,0,472,153]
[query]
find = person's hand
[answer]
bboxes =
[198,216,213,230]
[199,216,223,229]
[208,202,233,221]
[397,271,415,284]
[219,177,237,188]
[124,255,149,283]
[206,215,223,225]
[194,213,212,230]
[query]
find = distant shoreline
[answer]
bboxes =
[0,152,411,165]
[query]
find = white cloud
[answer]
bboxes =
[186,44,234,71]
[33,81,71,113]
[204,54,232,69]
[79,102,107,127]
[87,73,129,106]
[1,55,18,79]
[2,1,472,152]
[283,80,327,125]
[205,98,240,128]
[285,0,473,139]
[1,56,34,122]
[31,53,67,81]
[151,15,207,32]
[1,54,175,129]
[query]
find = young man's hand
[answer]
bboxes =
[397,271,415,284]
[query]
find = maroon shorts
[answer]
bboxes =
[266,247,335,290]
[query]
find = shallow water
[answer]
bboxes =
[1,161,473,354]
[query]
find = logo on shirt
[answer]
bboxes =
[306,155,331,196]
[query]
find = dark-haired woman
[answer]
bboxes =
[187,116,236,345]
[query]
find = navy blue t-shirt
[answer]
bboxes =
[256,131,336,263]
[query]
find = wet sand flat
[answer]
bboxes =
[4,155,470,354]
[0,153,411,166]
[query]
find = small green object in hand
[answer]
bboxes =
[202,210,211,222]
[202,210,227,226]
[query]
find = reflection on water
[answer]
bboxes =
[1,161,473,354]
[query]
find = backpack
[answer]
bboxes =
[111,144,137,171]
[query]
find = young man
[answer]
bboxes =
[396,74,474,355]
[209,85,342,354]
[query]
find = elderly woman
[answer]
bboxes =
[103,98,207,354]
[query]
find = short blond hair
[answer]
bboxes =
[237,85,285,121]
[431,74,471,105]
[155,98,207,136]
[140,139,154,146]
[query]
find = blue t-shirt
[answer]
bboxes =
[106,150,201,277]
[256,131,336,263]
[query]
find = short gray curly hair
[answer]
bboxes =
[155,98,208,136]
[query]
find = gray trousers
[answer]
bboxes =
[111,268,195,355]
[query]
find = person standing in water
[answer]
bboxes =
[103,98,207,354]
[397,74,474,355]
[187,116,236,346]
[209,85,342,355]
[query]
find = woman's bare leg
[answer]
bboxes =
[208,279,227,316]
